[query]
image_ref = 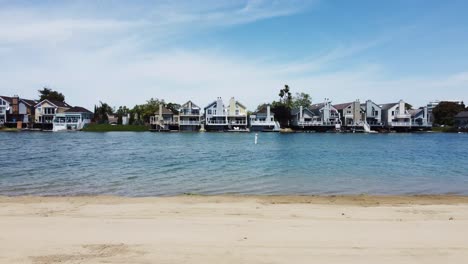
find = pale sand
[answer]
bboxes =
[1,195,468,264]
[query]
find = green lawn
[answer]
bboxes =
[82,124,149,132]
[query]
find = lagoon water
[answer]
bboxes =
[1,132,468,196]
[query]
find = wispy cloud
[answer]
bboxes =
[0,0,466,110]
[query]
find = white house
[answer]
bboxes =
[52,106,93,132]
[250,104,280,132]
[179,100,202,131]
[204,97,248,131]
[409,106,431,128]
[361,100,382,127]
[380,100,412,129]
[0,96,11,126]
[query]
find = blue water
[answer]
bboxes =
[1,132,468,196]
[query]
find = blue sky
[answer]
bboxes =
[0,0,467,110]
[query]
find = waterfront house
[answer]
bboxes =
[334,100,363,127]
[380,100,412,130]
[204,97,248,131]
[178,101,202,131]
[52,106,93,132]
[250,104,280,132]
[150,104,179,131]
[409,106,431,129]
[291,106,320,128]
[205,97,227,131]
[0,95,14,127]
[226,97,248,131]
[291,100,341,131]
[0,95,37,128]
[454,111,468,128]
[35,99,72,130]
[361,100,382,127]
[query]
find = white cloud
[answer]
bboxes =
[0,0,467,111]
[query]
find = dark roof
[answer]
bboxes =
[254,105,274,115]
[291,107,318,116]
[204,100,217,110]
[380,103,398,110]
[155,106,175,115]
[35,99,71,108]
[20,99,38,106]
[408,108,423,117]
[0,96,13,103]
[65,106,92,113]
[333,102,353,110]
[455,111,468,118]
[310,103,325,110]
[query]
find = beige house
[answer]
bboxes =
[35,99,72,124]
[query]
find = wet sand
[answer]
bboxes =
[1,195,468,263]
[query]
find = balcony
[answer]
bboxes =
[179,111,200,116]
[251,120,276,126]
[395,112,411,119]
[391,122,411,127]
[206,119,228,125]
[179,120,200,125]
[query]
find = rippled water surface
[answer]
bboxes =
[1,132,468,196]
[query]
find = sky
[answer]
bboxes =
[1,0,467,110]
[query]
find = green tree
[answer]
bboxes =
[271,85,294,127]
[94,101,114,124]
[38,87,65,102]
[166,102,181,114]
[432,101,466,126]
[292,92,312,109]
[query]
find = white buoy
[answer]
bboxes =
[254,133,258,144]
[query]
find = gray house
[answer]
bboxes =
[249,104,279,132]
[454,111,468,128]
[361,100,382,127]
[179,101,202,132]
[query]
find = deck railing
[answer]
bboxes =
[179,120,200,125]
[391,122,411,127]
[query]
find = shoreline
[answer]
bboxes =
[2,194,468,205]
[2,194,468,263]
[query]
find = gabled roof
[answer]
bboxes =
[379,103,399,111]
[181,100,200,110]
[20,99,38,106]
[235,101,247,110]
[65,106,92,113]
[408,108,423,117]
[291,107,317,117]
[310,103,325,110]
[35,99,71,108]
[333,102,353,110]
[254,105,274,115]
[455,111,468,118]
[0,96,13,103]
[155,106,175,115]
[204,100,218,110]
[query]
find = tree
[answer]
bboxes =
[292,92,312,109]
[271,85,294,127]
[38,87,65,102]
[166,102,181,114]
[94,101,114,124]
[432,101,466,126]
[116,106,130,125]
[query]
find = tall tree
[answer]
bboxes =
[271,85,294,127]
[94,101,114,124]
[292,92,312,109]
[432,101,466,126]
[38,87,65,102]
[166,102,181,114]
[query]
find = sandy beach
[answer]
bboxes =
[1,195,468,264]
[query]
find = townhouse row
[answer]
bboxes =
[150,97,433,133]
[0,95,92,131]
[1,94,433,132]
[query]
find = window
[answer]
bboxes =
[235,110,239,115]
[207,109,212,115]
[392,111,395,115]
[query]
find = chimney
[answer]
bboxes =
[399,100,405,115]
[266,104,271,121]
[299,105,303,121]
[12,95,19,114]
[159,104,163,119]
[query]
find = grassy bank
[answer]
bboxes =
[82,124,149,132]
[0,127,20,132]
[431,126,458,133]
